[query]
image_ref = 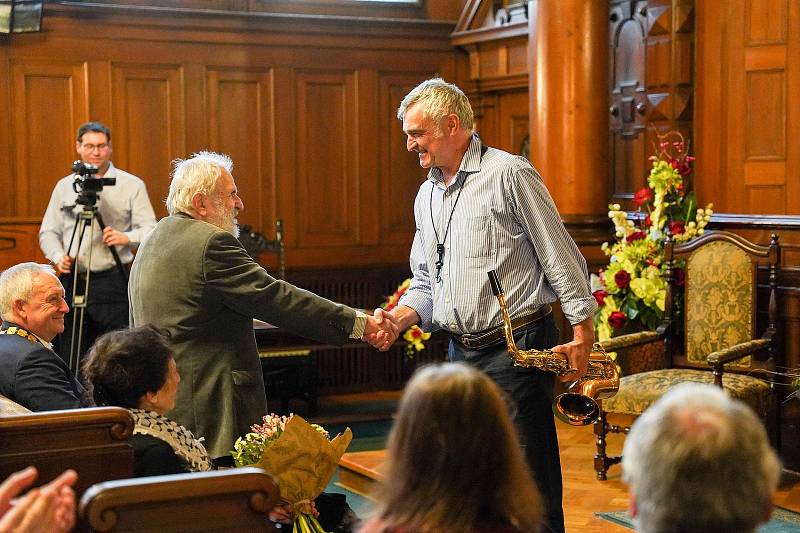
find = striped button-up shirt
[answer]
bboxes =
[399,134,597,335]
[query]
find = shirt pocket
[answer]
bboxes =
[463,215,493,258]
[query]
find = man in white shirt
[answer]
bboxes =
[39,121,157,367]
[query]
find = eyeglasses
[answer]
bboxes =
[81,143,109,152]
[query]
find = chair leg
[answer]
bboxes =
[594,410,627,480]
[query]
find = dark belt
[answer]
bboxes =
[454,304,552,350]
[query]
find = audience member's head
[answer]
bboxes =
[83,325,180,415]
[0,263,68,342]
[165,151,241,237]
[622,382,780,533]
[370,362,542,533]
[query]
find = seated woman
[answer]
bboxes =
[360,362,544,533]
[82,325,211,476]
[83,325,356,531]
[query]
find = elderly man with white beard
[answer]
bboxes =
[129,151,398,459]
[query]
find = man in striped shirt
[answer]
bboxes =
[384,78,598,533]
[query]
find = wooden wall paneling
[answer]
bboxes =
[111,63,186,219]
[184,63,209,158]
[378,73,430,248]
[699,0,798,215]
[294,70,359,248]
[271,66,297,268]
[355,69,380,247]
[0,219,47,270]
[609,0,648,200]
[498,89,530,156]
[11,60,88,218]
[207,67,275,238]
[0,40,10,218]
[87,60,113,125]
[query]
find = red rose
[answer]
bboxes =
[668,220,685,235]
[608,311,627,329]
[614,270,631,289]
[670,156,695,176]
[644,214,652,227]
[593,290,608,306]
[633,187,652,207]
[673,267,685,286]
[626,231,646,243]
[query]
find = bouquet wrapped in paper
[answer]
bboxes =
[232,414,352,533]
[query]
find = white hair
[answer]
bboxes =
[397,77,474,131]
[0,263,57,320]
[622,382,780,533]
[166,151,233,216]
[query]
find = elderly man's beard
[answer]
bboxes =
[210,200,240,238]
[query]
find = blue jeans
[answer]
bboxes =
[449,314,564,533]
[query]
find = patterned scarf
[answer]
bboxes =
[130,409,213,472]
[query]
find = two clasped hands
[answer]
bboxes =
[361,308,402,352]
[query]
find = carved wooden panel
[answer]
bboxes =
[609,0,648,199]
[111,64,186,218]
[498,89,530,158]
[378,74,429,245]
[207,68,276,235]
[608,0,694,202]
[10,60,88,217]
[696,0,798,215]
[294,71,359,247]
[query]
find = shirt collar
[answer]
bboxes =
[427,133,483,187]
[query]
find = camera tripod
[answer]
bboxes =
[64,201,128,377]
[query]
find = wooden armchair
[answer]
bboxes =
[0,407,134,496]
[79,467,281,532]
[594,230,780,480]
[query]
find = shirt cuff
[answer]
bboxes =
[349,310,367,339]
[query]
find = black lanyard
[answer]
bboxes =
[428,142,488,284]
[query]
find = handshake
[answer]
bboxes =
[361,308,402,352]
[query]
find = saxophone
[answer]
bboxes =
[487,270,619,426]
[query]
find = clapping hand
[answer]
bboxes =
[362,308,400,351]
[0,467,78,533]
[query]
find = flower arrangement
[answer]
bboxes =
[382,279,431,357]
[592,131,713,342]
[232,413,352,533]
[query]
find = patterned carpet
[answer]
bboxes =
[596,507,800,532]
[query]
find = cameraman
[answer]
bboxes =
[39,121,157,366]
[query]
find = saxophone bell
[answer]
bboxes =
[487,270,619,426]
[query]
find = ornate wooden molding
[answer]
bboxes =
[51,2,455,46]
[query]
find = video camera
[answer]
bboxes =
[72,160,116,206]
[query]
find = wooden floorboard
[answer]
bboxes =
[339,413,800,533]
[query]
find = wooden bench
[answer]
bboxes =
[0,406,134,499]
[79,467,281,532]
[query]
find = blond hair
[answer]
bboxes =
[397,78,474,131]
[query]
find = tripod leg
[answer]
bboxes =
[68,211,93,376]
[93,211,129,283]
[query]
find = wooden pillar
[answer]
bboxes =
[528,0,609,219]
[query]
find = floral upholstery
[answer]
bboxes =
[0,394,31,416]
[685,241,753,369]
[603,368,773,417]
